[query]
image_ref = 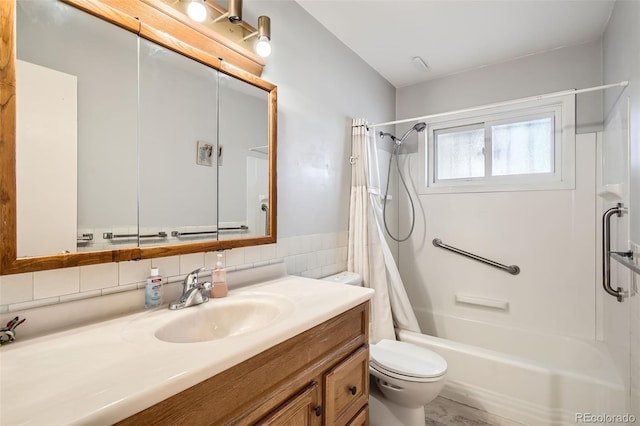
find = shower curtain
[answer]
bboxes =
[348,118,420,344]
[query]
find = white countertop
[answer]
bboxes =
[0,275,373,425]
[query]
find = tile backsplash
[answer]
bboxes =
[0,231,349,314]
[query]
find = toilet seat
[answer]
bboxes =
[370,339,447,382]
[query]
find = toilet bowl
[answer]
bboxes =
[369,339,447,425]
[322,271,448,426]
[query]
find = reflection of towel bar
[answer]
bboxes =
[220,225,248,231]
[103,232,167,240]
[261,204,269,235]
[171,226,248,237]
[77,233,93,242]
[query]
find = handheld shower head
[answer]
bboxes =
[399,122,427,142]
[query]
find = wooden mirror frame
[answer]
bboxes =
[0,0,277,275]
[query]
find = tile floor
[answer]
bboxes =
[424,397,526,426]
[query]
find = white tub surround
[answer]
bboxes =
[0,274,373,425]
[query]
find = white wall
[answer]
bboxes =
[603,0,640,416]
[396,40,604,143]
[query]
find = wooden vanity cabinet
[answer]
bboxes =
[116,302,369,426]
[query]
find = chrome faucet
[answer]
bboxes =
[169,267,213,310]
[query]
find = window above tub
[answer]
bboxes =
[417,95,575,194]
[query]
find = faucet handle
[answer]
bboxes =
[184,267,206,288]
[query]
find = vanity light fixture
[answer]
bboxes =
[187,0,207,22]
[243,16,271,58]
[212,0,242,23]
[228,0,242,23]
[184,0,272,58]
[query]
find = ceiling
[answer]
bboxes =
[295,0,616,88]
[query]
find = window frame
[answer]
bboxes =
[417,94,576,194]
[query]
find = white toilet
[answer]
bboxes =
[322,272,448,426]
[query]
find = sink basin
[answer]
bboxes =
[154,295,294,343]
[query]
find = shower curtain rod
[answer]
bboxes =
[369,81,629,129]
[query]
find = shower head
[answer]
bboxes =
[399,122,427,142]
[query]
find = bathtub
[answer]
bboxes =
[398,312,626,426]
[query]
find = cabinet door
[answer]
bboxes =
[324,347,369,426]
[258,381,321,426]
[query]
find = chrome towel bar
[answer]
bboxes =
[433,238,520,275]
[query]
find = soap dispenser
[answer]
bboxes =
[210,253,228,298]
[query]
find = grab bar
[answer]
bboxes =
[602,203,628,302]
[432,238,520,275]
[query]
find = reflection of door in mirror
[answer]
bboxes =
[16,59,77,257]
[138,39,219,247]
[16,0,138,255]
[218,74,270,240]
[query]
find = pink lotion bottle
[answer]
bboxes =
[210,253,228,298]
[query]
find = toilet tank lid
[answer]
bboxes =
[321,271,363,286]
[370,339,447,379]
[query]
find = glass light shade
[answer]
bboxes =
[256,36,271,57]
[187,0,207,22]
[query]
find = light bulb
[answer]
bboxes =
[256,36,271,57]
[187,0,207,22]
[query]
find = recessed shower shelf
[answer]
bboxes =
[597,183,625,201]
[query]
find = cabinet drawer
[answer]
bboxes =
[324,347,369,426]
[346,406,368,426]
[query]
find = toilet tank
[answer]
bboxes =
[322,271,363,286]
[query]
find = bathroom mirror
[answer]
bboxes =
[138,38,220,248]
[15,0,140,256]
[0,0,277,275]
[218,73,271,240]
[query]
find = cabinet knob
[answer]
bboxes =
[314,406,322,417]
[349,386,357,395]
